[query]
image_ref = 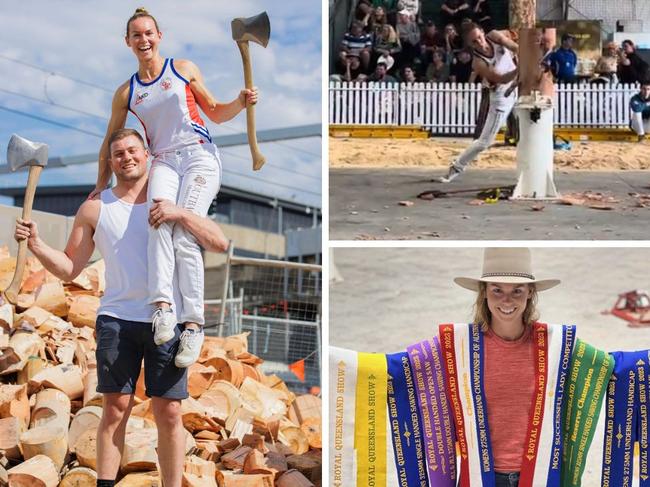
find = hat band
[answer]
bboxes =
[481,272,535,280]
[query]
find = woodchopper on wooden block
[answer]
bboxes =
[510,0,560,200]
[3,134,48,304]
[231,11,271,171]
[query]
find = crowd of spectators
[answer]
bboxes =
[331,0,650,86]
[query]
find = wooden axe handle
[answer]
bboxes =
[5,165,43,303]
[237,41,266,171]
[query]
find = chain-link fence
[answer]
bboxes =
[203,249,321,394]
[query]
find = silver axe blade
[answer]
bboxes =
[7,134,49,171]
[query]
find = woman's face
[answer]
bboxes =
[445,24,457,37]
[485,283,531,326]
[433,50,444,63]
[126,17,162,62]
[375,6,385,18]
[381,24,391,38]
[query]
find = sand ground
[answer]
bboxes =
[329,247,650,485]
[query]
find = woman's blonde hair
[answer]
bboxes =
[473,282,539,331]
[382,24,399,44]
[126,7,160,37]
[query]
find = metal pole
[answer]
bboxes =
[218,241,234,337]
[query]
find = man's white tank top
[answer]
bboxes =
[93,189,178,322]
[128,58,211,155]
[473,38,516,95]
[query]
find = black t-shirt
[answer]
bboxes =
[451,59,473,82]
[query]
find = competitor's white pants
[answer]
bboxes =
[630,111,650,136]
[147,143,222,325]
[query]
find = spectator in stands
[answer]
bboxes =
[339,20,372,72]
[399,0,420,21]
[629,81,650,141]
[618,40,649,84]
[373,0,400,24]
[399,65,417,82]
[374,24,402,72]
[593,41,619,83]
[450,48,475,83]
[472,0,493,33]
[420,21,446,72]
[444,23,464,54]
[546,33,577,83]
[368,61,398,83]
[426,48,451,82]
[396,9,421,68]
[367,6,388,40]
[335,53,368,82]
[440,0,471,30]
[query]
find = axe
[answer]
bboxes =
[231,11,270,171]
[4,134,48,303]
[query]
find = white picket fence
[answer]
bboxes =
[328,81,639,134]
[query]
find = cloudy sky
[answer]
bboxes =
[0,1,322,207]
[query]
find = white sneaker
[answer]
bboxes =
[152,308,176,346]
[435,166,462,183]
[175,328,204,368]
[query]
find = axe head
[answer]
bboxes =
[7,134,48,172]
[231,11,270,48]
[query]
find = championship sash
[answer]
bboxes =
[407,338,457,486]
[439,322,575,487]
[601,349,650,487]
[561,339,615,487]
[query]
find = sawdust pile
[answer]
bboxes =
[329,137,650,171]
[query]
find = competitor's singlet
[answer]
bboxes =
[128,58,212,154]
[473,38,516,96]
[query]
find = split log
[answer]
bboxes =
[260,375,294,403]
[15,307,51,329]
[265,451,288,478]
[0,304,13,332]
[0,331,44,375]
[287,453,322,483]
[222,333,249,357]
[198,337,226,363]
[239,378,287,419]
[201,380,242,420]
[215,471,273,487]
[241,364,261,382]
[242,433,267,453]
[230,420,254,443]
[30,388,71,432]
[114,471,160,487]
[130,399,154,422]
[217,438,241,453]
[59,466,97,486]
[0,384,29,428]
[15,294,35,311]
[194,440,220,462]
[288,395,321,426]
[20,268,46,295]
[29,363,85,399]
[182,455,217,487]
[225,406,256,433]
[6,454,59,487]
[204,357,244,388]
[68,405,102,453]
[16,356,46,385]
[243,449,276,477]
[38,315,72,335]
[276,469,314,487]
[19,424,68,470]
[187,363,217,398]
[300,418,321,449]
[0,417,22,460]
[120,428,158,473]
[278,426,309,455]
[33,281,68,317]
[67,296,100,329]
[55,340,76,365]
[82,366,102,407]
[74,428,97,470]
[220,445,252,470]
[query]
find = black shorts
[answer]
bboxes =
[95,314,188,400]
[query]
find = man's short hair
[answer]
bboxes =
[108,128,145,153]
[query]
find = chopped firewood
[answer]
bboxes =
[300,418,322,449]
[216,471,274,487]
[67,296,100,329]
[276,469,314,487]
[59,466,97,486]
[187,363,217,398]
[30,387,71,432]
[198,337,226,363]
[230,419,254,442]
[288,395,322,426]
[15,307,51,329]
[183,455,218,487]
[265,451,288,477]
[0,331,45,375]
[239,378,287,419]
[195,440,221,462]
[17,356,46,385]
[222,333,249,357]
[19,424,68,470]
[201,380,242,420]
[7,454,59,487]
[242,433,267,453]
[38,315,72,335]
[221,445,252,470]
[68,405,102,453]
[241,364,261,382]
[236,352,263,366]
[55,340,76,365]
[278,426,309,455]
[130,399,154,422]
[0,304,13,332]
[28,363,85,399]
[120,428,158,473]
[72,427,97,470]
[114,471,160,486]
[243,449,276,476]
[225,405,256,433]
[195,430,220,440]
[33,281,68,317]
[0,384,30,428]
[0,417,23,460]
[287,453,322,483]
[205,357,245,388]
[21,269,46,295]
[15,294,35,310]
[82,366,102,407]
[217,438,241,453]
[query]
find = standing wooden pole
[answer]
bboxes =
[510,0,536,30]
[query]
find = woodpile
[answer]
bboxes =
[0,249,322,486]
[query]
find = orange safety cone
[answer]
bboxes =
[288,359,305,382]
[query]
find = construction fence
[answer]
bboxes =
[329,81,640,135]
[204,251,322,395]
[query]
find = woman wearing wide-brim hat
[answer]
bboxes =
[453,247,560,487]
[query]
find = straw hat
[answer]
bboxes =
[454,248,560,292]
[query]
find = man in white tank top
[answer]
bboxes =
[436,24,519,183]
[14,129,227,487]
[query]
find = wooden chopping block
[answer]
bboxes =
[0,416,23,460]
[67,295,100,329]
[59,466,97,486]
[68,405,102,453]
[120,428,158,474]
[278,425,309,455]
[6,454,59,487]
[0,384,30,428]
[33,281,68,317]
[30,387,71,432]
[114,471,160,486]
[29,363,85,399]
[19,424,68,471]
[74,428,98,470]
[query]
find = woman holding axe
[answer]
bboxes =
[92,8,258,368]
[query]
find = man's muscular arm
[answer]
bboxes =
[487,30,518,54]
[472,57,518,85]
[14,199,99,281]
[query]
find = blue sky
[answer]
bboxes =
[0,1,322,207]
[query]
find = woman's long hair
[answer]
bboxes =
[473,282,539,331]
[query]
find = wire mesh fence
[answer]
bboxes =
[203,254,322,395]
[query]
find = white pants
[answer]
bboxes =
[453,92,516,173]
[147,143,222,324]
[630,111,650,136]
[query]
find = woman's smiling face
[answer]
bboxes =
[485,282,532,326]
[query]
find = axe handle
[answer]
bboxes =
[5,165,43,303]
[237,41,266,171]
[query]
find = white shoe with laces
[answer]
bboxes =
[152,308,176,346]
[434,166,462,183]
[175,328,204,368]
